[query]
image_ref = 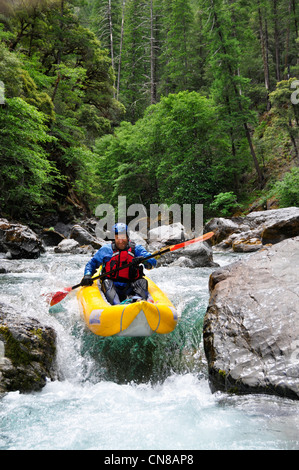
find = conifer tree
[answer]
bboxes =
[205,0,264,187]
[158,0,193,96]
[120,0,151,122]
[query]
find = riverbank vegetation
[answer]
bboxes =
[0,0,298,224]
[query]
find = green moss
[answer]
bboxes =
[0,326,32,366]
[30,328,43,340]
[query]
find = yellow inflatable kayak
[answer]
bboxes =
[76,273,178,337]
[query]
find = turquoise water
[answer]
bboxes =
[0,250,299,450]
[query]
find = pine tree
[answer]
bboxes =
[205,0,264,187]
[158,0,193,96]
[120,0,151,122]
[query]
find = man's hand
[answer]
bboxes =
[143,261,153,270]
[80,274,93,286]
[132,256,144,266]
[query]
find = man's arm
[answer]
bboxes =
[84,244,113,276]
[134,245,157,269]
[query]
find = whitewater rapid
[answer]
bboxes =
[1,250,299,450]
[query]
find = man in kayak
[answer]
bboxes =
[80,223,157,305]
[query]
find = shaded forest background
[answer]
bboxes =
[0,0,298,227]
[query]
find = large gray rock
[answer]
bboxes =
[148,222,187,244]
[203,237,299,399]
[0,303,57,393]
[0,219,45,259]
[54,238,80,253]
[70,224,104,249]
[205,207,299,252]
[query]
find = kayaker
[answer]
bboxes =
[80,223,157,305]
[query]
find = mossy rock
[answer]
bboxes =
[0,303,57,393]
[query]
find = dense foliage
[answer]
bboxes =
[0,0,298,223]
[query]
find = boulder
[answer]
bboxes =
[154,240,218,268]
[0,218,45,259]
[54,238,80,253]
[176,240,218,267]
[147,223,218,267]
[70,224,104,249]
[168,256,195,268]
[203,237,299,400]
[53,222,73,238]
[129,230,148,247]
[148,222,187,244]
[204,217,244,245]
[205,207,299,252]
[0,303,57,393]
[232,236,262,253]
[41,228,65,247]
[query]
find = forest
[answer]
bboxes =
[0,0,298,226]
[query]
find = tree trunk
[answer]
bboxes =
[284,0,292,78]
[150,0,156,104]
[117,0,126,101]
[52,0,64,103]
[273,0,281,81]
[292,0,298,39]
[108,0,115,98]
[258,3,271,110]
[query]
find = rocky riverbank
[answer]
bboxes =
[0,218,218,268]
[204,206,299,252]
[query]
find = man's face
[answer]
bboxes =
[115,233,128,250]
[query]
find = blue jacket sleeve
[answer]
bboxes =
[135,244,157,268]
[84,244,113,276]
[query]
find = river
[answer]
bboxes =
[0,249,299,450]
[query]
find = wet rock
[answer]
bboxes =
[232,236,262,253]
[70,224,104,249]
[205,207,299,252]
[147,223,218,267]
[148,222,187,244]
[204,217,244,245]
[41,228,65,247]
[169,256,195,268]
[203,237,299,400]
[54,238,80,253]
[0,303,57,393]
[155,240,218,268]
[0,219,45,259]
[53,222,73,238]
[129,230,148,247]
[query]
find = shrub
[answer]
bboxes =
[272,168,299,208]
[210,191,238,217]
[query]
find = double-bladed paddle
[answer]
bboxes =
[46,231,214,306]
